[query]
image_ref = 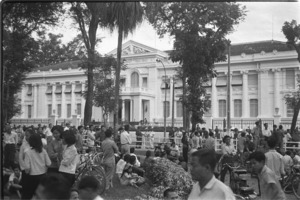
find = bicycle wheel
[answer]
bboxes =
[82,165,106,195]
[292,174,300,199]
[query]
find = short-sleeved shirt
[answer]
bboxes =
[188,175,235,200]
[265,150,285,180]
[259,165,286,200]
[3,131,18,144]
[101,138,118,164]
[24,148,51,175]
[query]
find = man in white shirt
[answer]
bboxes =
[188,149,235,200]
[265,136,285,180]
[120,125,132,154]
[44,123,53,137]
[64,122,71,131]
[3,124,18,169]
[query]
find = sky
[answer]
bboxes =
[54,2,300,55]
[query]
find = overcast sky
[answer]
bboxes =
[55,2,300,55]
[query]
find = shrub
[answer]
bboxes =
[144,157,193,199]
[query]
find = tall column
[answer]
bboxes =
[242,70,249,118]
[169,78,174,119]
[211,77,218,118]
[61,83,66,118]
[81,82,86,119]
[258,69,269,118]
[52,84,56,115]
[122,99,125,122]
[130,99,134,121]
[39,83,47,118]
[273,69,281,116]
[71,82,76,115]
[21,84,26,118]
[33,83,38,118]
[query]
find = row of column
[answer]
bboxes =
[22,81,86,119]
[121,99,134,121]
[210,69,281,118]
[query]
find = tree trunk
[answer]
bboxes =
[84,62,94,125]
[182,72,187,131]
[291,100,300,135]
[114,26,123,135]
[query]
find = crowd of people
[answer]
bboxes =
[3,120,300,200]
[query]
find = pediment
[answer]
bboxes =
[107,40,163,56]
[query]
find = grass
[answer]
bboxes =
[101,174,151,200]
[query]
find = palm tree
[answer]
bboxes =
[107,2,144,132]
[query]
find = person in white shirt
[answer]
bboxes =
[262,123,272,138]
[44,123,53,138]
[291,151,300,165]
[188,149,235,200]
[116,154,131,180]
[3,123,18,169]
[64,122,71,131]
[78,176,104,200]
[175,128,183,147]
[283,151,294,174]
[86,125,96,152]
[23,133,51,199]
[120,125,132,154]
[220,135,236,182]
[59,130,79,186]
[265,136,285,180]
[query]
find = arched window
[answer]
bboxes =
[131,72,139,88]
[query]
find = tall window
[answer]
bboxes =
[120,78,126,87]
[131,72,139,88]
[142,77,148,88]
[48,104,52,117]
[67,104,71,118]
[250,99,258,117]
[57,104,61,118]
[77,103,82,115]
[27,84,32,96]
[176,101,183,117]
[163,101,170,118]
[234,99,242,117]
[248,74,258,87]
[286,69,295,89]
[28,105,32,118]
[219,100,226,117]
[287,104,293,117]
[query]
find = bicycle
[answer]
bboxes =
[74,151,106,195]
[281,165,300,194]
[217,154,258,200]
[291,166,300,199]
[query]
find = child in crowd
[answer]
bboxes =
[7,165,22,198]
[249,151,285,200]
[78,176,104,200]
[70,188,79,200]
[282,151,293,174]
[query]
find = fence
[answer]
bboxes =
[10,118,51,126]
[212,118,275,130]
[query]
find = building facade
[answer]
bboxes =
[12,40,300,129]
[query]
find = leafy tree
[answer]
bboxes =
[144,2,246,129]
[106,2,143,131]
[70,2,108,125]
[81,55,121,126]
[2,2,64,124]
[282,20,300,135]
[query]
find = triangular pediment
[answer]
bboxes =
[107,40,165,56]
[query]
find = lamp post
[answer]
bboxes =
[156,58,167,140]
[226,40,231,135]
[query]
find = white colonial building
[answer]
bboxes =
[12,40,300,129]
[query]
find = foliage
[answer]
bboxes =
[105,2,144,132]
[144,157,193,199]
[144,2,246,129]
[282,20,300,135]
[70,2,108,125]
[2,2,64,123]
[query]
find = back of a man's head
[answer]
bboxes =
[35,173,71,199]
[191,149,217,172]
[267,136,277,149]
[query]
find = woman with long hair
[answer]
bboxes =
[23,133,51,199]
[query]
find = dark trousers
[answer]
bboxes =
[60,172,75,187]
[22,173,45,200]
[4,144,16,169]
[136,137,142,147]
[47,167,59,174]
[182,146,188,162]
[132,166,144,177]
[220,164,232,183]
